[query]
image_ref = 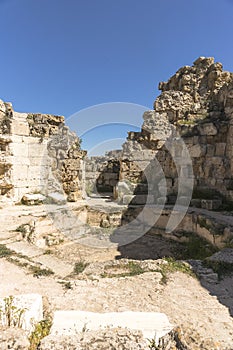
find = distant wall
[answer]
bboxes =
[85,153,121,195]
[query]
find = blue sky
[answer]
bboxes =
[1,0,233,153]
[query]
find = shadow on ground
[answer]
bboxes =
[94,159,233,318]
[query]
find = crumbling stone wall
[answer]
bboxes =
[120,57,233,209]
[2,57,233,210]
[0,101,14,197]
[85,150,121,195]
[0,102,85,203]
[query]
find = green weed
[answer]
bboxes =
[29,318,52,350]
[0,244,14,258]
[74,261,89,274]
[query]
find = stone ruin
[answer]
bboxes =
[1,56,233,249]
[0,102,86,204]
[85,57,233,210]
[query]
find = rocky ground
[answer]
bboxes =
[1,233,233,348]
[0,202,233,349]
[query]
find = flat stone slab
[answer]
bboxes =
[50,311,173,344]
[0,231,19,244]
[6,241,73,277]
[6,241,44,258]
[32,254,74,277]
[0,293,43,334]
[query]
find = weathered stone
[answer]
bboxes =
[201,199,222,210]
[208,248,233,265]
[49,311,173,344]
[215,142,226,156]
[198,123,218,136]
[0,327,30,350]
[39,328,148,350]
[0,294,43,334]
[21,193,46,205]
[156,324,221,350]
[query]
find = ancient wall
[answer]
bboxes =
[119,57,233,209]
[85,151,121,195]
[2,56,233,211]
[0,101,85,203]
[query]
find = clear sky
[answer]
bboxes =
[1,0,233,153]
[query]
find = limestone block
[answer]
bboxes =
[0,294,43,334]
[11,165,29,180]
[176,213,195,232]
[67,191,82,202]
[21,193,46,205]
[10,142,29,159]
[28,143,48,158]
[198,123,217,136]
[206,144,215,156]
[29,154,50,166]
[63,159,81,170]
[11,119,29,136]
[201,199,222,210]
[47,192,66,204]
[188,144,203,158]
[215,143,226,156]
[103,172,119,181]
[28,165,49,180]
[132,194,154,205]
[196,224,215,245]
[50,311,173,345]
[122,194,134,205]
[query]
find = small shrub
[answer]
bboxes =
[6,257,29,269]
[148,338,158,349]
[101,261,145,278]
[159,257,194,284]
[74,261,89,274]
[29,318,52,350]
[179,234,218,260]
[44,249,53,255]
[59,281,73,290]
[29,265,54,277]
[0,295,26,328]
[16,224,27,235]
[0,244,14,258]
